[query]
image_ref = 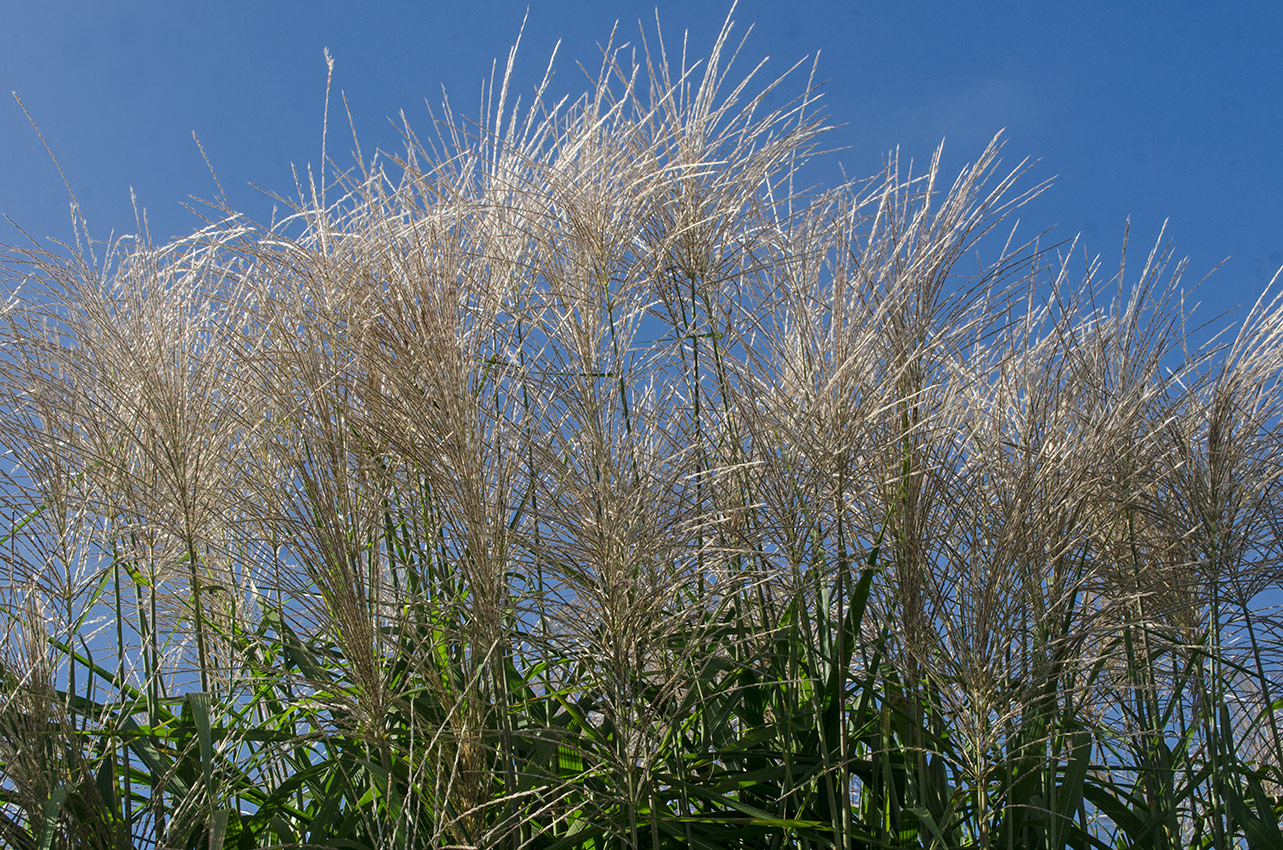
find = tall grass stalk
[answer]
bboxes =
[3,11,1283,849]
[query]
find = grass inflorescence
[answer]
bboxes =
[2,12,1283,850]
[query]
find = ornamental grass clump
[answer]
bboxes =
[3,11,1283,850]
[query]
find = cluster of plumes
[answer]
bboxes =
[2,11,1283,849]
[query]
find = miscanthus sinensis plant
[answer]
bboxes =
[3,12,1283,850]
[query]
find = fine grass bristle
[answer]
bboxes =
[2,11,1282,850]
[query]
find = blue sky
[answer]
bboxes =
[2,2,1280,324]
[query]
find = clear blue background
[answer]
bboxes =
[2,2,1280,323]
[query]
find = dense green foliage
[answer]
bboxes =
[3,15,1283,849]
